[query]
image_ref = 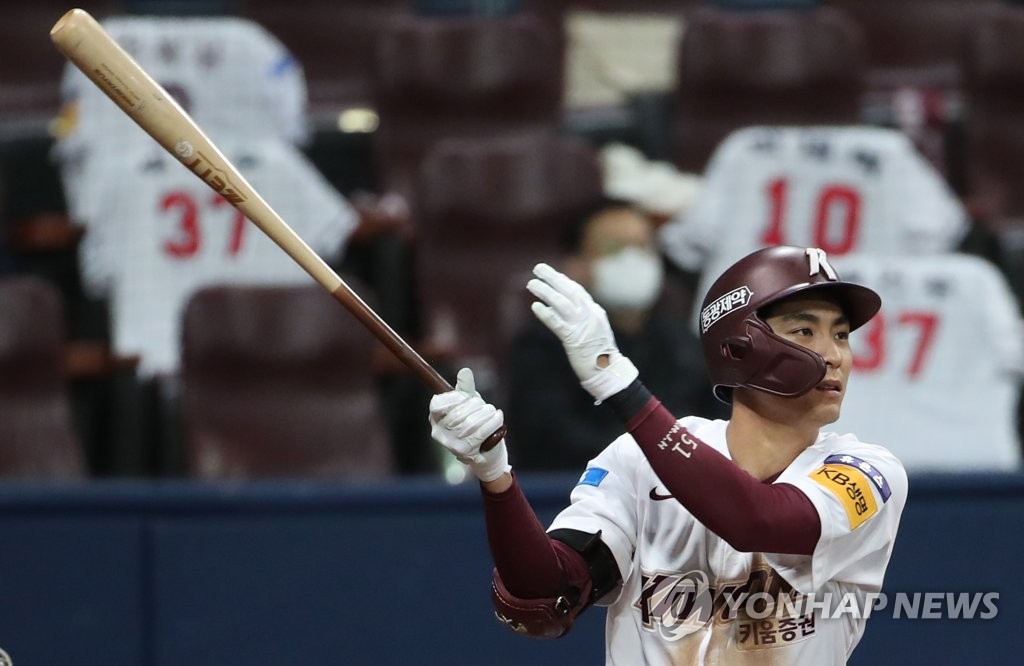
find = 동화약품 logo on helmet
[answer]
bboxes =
[701,285,753,333]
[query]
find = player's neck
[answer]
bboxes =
[725,395,820,480]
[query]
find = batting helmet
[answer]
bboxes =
[699,246,881,403]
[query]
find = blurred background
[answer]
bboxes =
[1,0,1023,664]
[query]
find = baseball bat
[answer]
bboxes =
[50,8,506,451]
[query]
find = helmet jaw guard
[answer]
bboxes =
[700,246,881,404]
[713,319,827,403]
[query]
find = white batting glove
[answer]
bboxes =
[527,263,639,402]
[428,368,511,482]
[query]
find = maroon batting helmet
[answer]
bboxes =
[699,246,881,403]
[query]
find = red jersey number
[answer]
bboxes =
[852,310,940,379]
[762,178,861,255]
[160,191,247,258]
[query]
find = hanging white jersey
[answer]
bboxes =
[76,138,357,378]
[834,253,1024,471]
[658,126,969,323]
[55,13,309,215]
[549,416,907,665]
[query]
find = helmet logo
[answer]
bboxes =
[806,248,838,280]
[701,285,753,333]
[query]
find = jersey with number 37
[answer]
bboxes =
[75,138,357,378]
[549,416,908,665]
[833,253,1024,470]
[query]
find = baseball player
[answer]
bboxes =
[429,245,907,664]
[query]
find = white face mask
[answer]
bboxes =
[591,246,664,311]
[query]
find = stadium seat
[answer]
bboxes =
[962,3,1024,304]
[0,276,87,479]
[369,12,564,199]
[240,0,414,114]
[0,1,117,122]
[828,0,1003,92]
[826,0,1005,182]
[413,132,602,391]
[963,4,1024,214]
[180,283,394,480]
[415,0,522,16]
[671,6,865,172]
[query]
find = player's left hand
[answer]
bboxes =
[527,263,638,402]
[428,368,511,482]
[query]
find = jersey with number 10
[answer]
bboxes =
[659,126,968,323]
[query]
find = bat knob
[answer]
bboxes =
[480,425,507,452]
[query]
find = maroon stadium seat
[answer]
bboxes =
[240,0,414,114]
[672,6,865,172]
[0,276,87,479]
[370,12,564,199]
[828,0,1003,93]
[962,4,1024,226]
[413,132,602,391]
[961,3,1024,304]
[181,283,394,480]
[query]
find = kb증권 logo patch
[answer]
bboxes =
[809,463,879,530]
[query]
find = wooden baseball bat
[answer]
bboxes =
[50,8,506,451]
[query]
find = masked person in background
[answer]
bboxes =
[504,201,726,471]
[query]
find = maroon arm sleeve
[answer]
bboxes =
[481,476,590,599]
[612,385,820,555]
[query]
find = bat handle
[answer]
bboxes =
[480,425,507,453]
[329,286,508,455]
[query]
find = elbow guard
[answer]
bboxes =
[490,529,620,639]
[491,567,592,639]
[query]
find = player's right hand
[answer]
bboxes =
[527,262,639,402]
[429,368,511,482]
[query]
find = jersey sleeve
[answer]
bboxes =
[889,138,969,253]
[249,142,359,262]
[977,258,1024,375]
[657,132,747,272]
[764,445,908,594]
[547,436,641,599]
[73,150,128,297]
[77,211,116,296]
[252,25,310,147]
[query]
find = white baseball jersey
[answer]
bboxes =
[834,253,1024,471]
[549,416,907,665]
[659,126,968,325]
[75,138,357,378]
[55,14,309,218]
